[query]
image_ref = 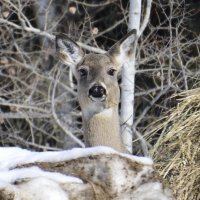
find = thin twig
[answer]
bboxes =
[71,0,117,7]
[0,112,51,119]
[133,128,149,156]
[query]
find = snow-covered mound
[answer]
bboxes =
[0,147,174,200]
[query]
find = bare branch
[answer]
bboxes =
[0,18,105,54]
[71,0,117,7]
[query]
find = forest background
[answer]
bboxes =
[0,0,199,153]
[0,1,199,199]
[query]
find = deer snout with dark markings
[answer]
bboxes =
[89,84,107,102]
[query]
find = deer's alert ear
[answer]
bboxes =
[56,35,85,75]
[108,29,137,68]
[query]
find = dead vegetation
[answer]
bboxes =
[145,88,200,200]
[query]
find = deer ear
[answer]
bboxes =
[108,29,137,68]
[56,35,85,74]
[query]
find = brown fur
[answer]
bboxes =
[56,30,137,153]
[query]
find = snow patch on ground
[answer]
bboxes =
[0,147,172,200]
[133,182,172,200]
[0,146,153,197]
[0,166,82,185]
[18,177,69,200]
[0,146,153,171]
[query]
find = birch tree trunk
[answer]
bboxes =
[121,0,152,153]
[121,0,141,153]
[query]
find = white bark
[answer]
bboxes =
[121,0,141,153]
[121,0,152,154]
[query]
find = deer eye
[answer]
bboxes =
[79,68,88,77]
[107,68,117,76]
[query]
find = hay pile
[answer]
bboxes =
[146,88,200,200]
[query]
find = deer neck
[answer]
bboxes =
[82,106,125,152]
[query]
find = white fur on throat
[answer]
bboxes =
[95,108,113,118]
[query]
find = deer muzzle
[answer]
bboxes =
[88,84,107,102]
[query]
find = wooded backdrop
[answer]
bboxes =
[0,0,199,153]
[0,1,199,199]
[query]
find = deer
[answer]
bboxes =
[55,29,137,153]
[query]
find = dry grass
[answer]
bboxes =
[146,88,200,200]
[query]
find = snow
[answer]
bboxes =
[133,182,172,200]
[0,146,154,200]
[0,146,173,200]
[0,146,153,171]
[109,155,154,194]
[0,166,82,185]
[0,146,152,191]
[110,158,127,192]
[121,152,153,165]
[17,177,69,200]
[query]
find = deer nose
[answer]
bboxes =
[89,85,106,99]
